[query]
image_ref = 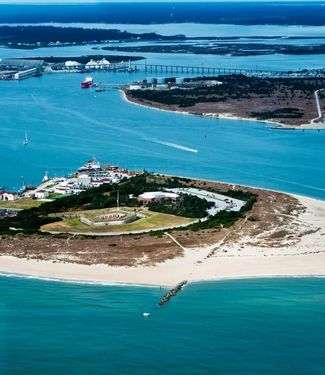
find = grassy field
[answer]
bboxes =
[80,207,135,221]
[0,198,45,210]
[41,208,194,233]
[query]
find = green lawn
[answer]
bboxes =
[41,208,194,233]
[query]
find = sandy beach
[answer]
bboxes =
[1,193,324,287]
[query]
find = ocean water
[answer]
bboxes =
[1,276,325,375]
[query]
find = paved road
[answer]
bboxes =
[312,88,324,123]
[167,187,245,215]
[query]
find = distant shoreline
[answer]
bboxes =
[121,90,325,131]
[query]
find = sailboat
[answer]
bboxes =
[23,131,29,146]
[127,59,135,73]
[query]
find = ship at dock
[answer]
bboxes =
[78,158,101,172]
[81,76,94,89]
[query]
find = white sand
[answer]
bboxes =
[0,194,325,287]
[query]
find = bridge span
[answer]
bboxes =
[51,61,323,78]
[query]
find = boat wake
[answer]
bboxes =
[150,139,198,153]
[31,95,199,153]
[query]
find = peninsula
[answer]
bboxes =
[0,166,324,286]
[123,75,325,128]
[103,41,325,57]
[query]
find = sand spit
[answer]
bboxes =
[0,194,324,287]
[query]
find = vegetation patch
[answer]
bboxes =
[149,194,213,218]
[126,74,325,125]
[0,174,257,235]
[0,198,44,210]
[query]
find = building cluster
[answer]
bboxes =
[0,58,44,80]
[23,159,139,201]
[8,40,119,49]
[47,58,134,74]
[0,56,133,79]
[57,58,112,71]
[127,77,223,92]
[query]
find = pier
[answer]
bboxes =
[158,280,188,306]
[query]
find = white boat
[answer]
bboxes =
[23,131,28,146]
[143,312,151,317]
[42,171,50,183]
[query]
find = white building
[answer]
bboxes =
[2,192,18,201]
[78,174,92,187]
[98,58,110,69]
[54,187,71,195]
[85,59,99,70]
[13,68,37,80]
[65,60,81,68]
[138,191,179,203]
[34,190,49,199]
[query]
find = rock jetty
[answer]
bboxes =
[158,280,188,306]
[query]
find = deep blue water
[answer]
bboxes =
[1,276,325,375]
[1,2,325,26]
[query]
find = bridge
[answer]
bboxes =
[132,63,279,76]
[51,62,324,79]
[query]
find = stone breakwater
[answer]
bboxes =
[158,280,188,306]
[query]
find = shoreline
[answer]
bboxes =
[1,250,325,288]
[0,267,324,289]
[121,90,325,131]
[1,192,325,287]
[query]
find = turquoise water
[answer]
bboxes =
[1,276,325,375]
[1,72,325,198]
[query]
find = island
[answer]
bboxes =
[123,75,325,128]
[103,40,325,57]
[0,25,185,49]
[0,160,324,286]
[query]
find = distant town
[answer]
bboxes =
[0,158,137,204]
